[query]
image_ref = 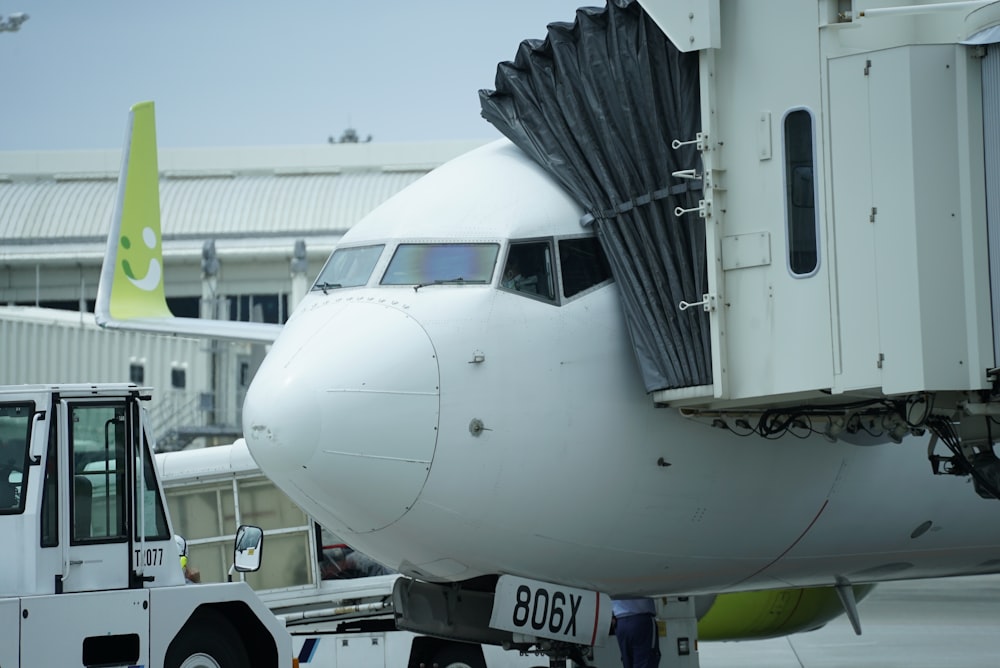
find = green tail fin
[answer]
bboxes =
[96,101,173,323]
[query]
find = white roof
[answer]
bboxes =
[0,141,486,256]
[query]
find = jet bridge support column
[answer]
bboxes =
[657,596,700,668]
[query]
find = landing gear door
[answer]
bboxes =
[60,399,131,593]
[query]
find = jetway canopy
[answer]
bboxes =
[480,0,709,392]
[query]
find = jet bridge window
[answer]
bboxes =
[0,402,33,514]
[502,241,556,301]
[313,244,385,291]
[381,243,499,286]
[784,109,819,276]
[559,237,613,298]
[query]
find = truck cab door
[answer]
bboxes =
[59,399,132,592]
[132,405,182,587]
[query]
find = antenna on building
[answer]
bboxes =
[0,12,29,32]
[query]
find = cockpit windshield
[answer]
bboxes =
[381,243,499,286]
[313,245,385,291]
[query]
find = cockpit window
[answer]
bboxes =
[559,237,613,298]
[313,245,385,291]
[501,241,555,301]
[381,243,499,286]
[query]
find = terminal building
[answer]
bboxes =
[0,139,485,448]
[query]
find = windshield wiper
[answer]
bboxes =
[413,277,466,292]
[314,282,342,295]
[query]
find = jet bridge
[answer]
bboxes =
[481,0,1000,498]
[481,0,711,394]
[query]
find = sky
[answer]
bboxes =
[0,1,589,151]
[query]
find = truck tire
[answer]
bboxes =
[430,644,486,668]
[165,609,250,668]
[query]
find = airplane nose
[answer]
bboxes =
[243,300,440,533]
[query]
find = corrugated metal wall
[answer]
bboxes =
[0,179,117,241]
[0,171,426,242]
[0,308,218,444]
[160,172,424,238]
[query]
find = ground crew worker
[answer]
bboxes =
[612,597,660,668]
[174,534,200,583]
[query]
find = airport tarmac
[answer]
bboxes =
[698,574,1000,667]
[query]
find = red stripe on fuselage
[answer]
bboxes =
[591,591,601,646]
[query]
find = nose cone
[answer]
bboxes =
[244,300,439,533]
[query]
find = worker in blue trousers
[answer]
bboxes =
[612,598,660,668]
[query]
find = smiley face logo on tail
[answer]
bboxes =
[120,226,162,292]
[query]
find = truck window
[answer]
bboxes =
[0,402,33,514]
[135,437,170,541]
[72,404,127,543]
[41,422,58,547]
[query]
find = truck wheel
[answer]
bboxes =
[430,645,486,668]
[165,609,249,668]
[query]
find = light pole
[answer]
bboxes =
[0,12,28,32]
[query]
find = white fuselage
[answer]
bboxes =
[243,141,1000,597]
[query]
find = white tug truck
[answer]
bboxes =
[0,383,291,668]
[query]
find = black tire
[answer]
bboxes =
[164,609,250,668]
[430,644,487,668]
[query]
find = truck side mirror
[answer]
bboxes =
[233,524,263,573]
